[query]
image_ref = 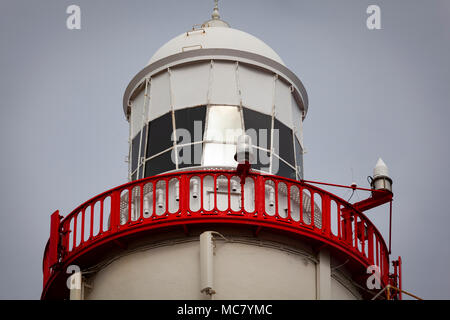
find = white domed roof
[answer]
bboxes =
[148,27,285,66]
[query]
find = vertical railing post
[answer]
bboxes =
[398,256,402,300]
[140,183,144,220]
[384,252,390,285]
[90,205,94,240]
[287,184,291,221]
[299,186,303,225]
[180,175,189,214]
[110,190,121,230]
[310,190,315,228]
[99,199,104,234]
[274,180,279,218]
[367,225,374,265]
[48,210,61,268]
[81,208,86,245]
[255,176,265,217]
[341,208,353,245]
[165,178,169,215]
[127,187,132,223]
[61,219,70,257]
[353,213,358,250]
[321,194,331,235]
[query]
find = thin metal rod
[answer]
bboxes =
[389,285,423,301]
[301,179,385,193]
[389,200,392,254]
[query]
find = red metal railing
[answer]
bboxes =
[42,170,391,297]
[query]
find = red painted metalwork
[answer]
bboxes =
[48,211,61,267]
[391,256,403,300]
[352,190,393,213]
[41,170,393,299]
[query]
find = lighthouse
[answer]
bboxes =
[41,2,402,300]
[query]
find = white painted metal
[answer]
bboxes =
[275,79,294,128]
[316,250,331,300]
[238,64,275,117]
[69,271,83,300]
[374,158,389,178]
[210,61,240,106]
[291,92,304,147]
[200,231,215,296]
[147,71,171,121]
[130,90,146,139]
[170,62,210,110]
[82,234,360,300]
[148,27,284,66]
[372,158,392,192]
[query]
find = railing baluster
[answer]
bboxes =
[368,225,374,264]
[361,220,366,257]
[110,190,120,230]
[337,204,342,239]
[322,194,330,235]
[213,174,217,212]
[287,184,291,221]
[128,188,132,223]
[255,176,264,216]
[180,175,189,214]
[274,180,279,218]
[90,204,94,240]
[81,208,86,245]
[241,177,245,214]
[140,183,144,220]
[353,212,358,250]
[152,181,156,216]
[227,175,231,212]
[299,186,303,225]
[72,214,77,249]
[310,190,315,228]
[100,198,104,234]
[165,178,169,215]
[200,175,204,212]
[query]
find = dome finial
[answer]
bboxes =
[212,0,220,20]
[201,0,230,28]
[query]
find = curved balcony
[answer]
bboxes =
[42,170,391,299]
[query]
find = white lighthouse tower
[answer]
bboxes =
[42,2,402,300]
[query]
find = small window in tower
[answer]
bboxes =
[146,112,174,158]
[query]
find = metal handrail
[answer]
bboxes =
[42,170,391,297]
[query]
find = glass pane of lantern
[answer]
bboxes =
[147,112,174,157]
[205,105,243,143]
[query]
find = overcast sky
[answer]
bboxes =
[1,0,449,299]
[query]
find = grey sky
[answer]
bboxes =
[0,0,449,299]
